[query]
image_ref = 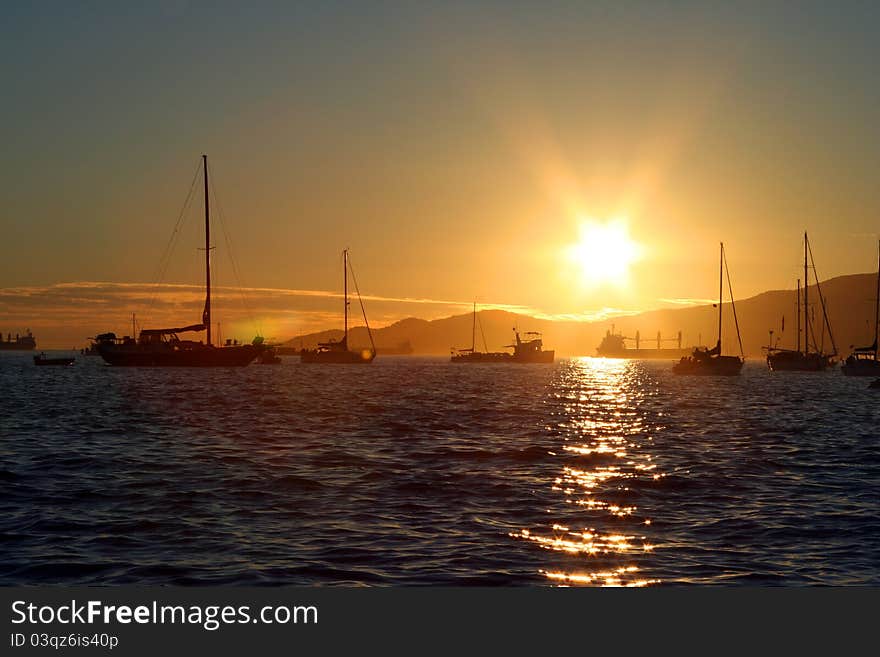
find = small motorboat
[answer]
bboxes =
[34,353,75,366]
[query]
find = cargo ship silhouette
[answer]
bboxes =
[596,325,691,359]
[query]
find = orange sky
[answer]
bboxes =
[2,3,879,346]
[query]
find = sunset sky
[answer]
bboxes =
[2,2,879,345]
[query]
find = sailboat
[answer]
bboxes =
[450,304,554,363]
[300,249,376,364]
[766,232,837,371]
[97,156,263,367]
[451,303,510,363]
[841,240,880,376]
[672,242,744,376]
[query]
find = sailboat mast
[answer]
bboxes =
[203,154,212,347]
[718,242,723,352]
[874,240,879,357]
[796,279,801,353]
[471,302,476,352]
[343,249,348,344]
[803,232,808,355]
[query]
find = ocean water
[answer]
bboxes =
[1,352,878,586]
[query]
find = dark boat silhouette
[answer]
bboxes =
[80,343,101,356]
[451,303,510,362]
[451,304,554,363]
[596,325,691,359]
[842,240,880,376]
[34,352,75,366]
[1,330,36,351]
[504,330,555,363]
[766,232,837,371]
[97,156,262,367]
[673,242,744,376]
[300,249,376,364]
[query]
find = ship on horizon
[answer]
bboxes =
[596,325,691,359]
[0,330,36,351]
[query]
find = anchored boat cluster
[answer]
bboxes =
[10,158,880,382]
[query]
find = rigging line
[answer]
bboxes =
[723,247,745,358]
[207,162,261,337]
[477,312,489,353]
[146,159,202,316]
[805,310,819,352]
[346,254,375,352]
[807,238,838,356]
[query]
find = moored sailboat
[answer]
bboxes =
[450,303,509,363]
[300,249,376,364]
[766,232,837,371]
[841,240,880,376]
[672,242,744,376]
[450,304,554,363]
[97,156,263,367]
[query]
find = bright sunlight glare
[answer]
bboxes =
[567,218,642,286]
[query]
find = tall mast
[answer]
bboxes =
[717,242,723,352]
[471,301,476,352]
[874,240,880,356]
[343,249,349,345]
[796,278,801,353]
[203,154,212,347]
[803,232,808,355]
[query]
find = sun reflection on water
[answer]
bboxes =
[512,357,662,586]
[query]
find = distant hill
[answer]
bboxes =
[282,311,591,355]
[283,271,879,358]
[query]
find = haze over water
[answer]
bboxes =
[2,354,877,585]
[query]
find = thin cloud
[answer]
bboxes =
[0,281,534,313]
[0,280,649,347]
[657,297,716,307]
[534,308,643,323]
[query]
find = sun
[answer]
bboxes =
[567,218,642,286]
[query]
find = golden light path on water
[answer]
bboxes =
[511,357,662,586]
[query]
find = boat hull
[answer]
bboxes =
[1,340,36,351]
[98,343,260,367]
[841,357,880,377]
[672,355,743,376]
[597,347,692,360]
[515,350,555,363]
[451,352,511,363]
[450,350,554,363]
[767,351,834,371]
[34,356,75,366]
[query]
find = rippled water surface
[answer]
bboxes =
[2,353,878,585]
